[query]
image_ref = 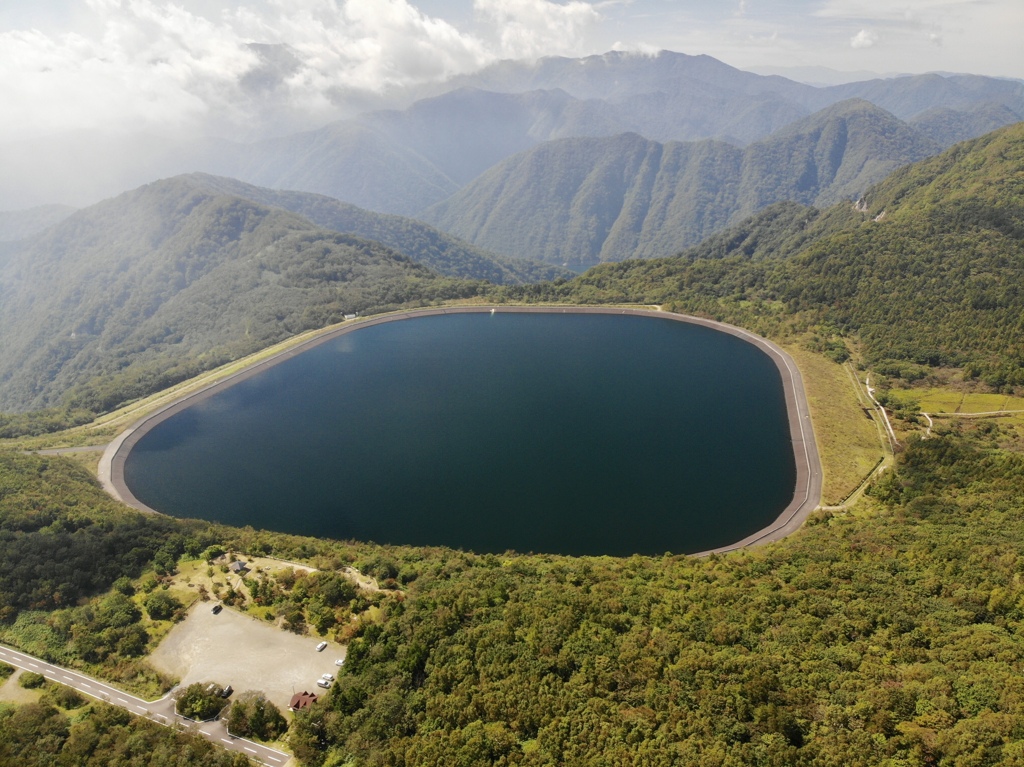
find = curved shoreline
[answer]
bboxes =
[100,306,822,556]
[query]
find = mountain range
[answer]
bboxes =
[422,99,942,267]
[1,50,1021,213]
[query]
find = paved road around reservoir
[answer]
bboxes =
[102,305,823,555]
[0,644,290,767]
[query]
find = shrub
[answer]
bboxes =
[44,685,86,710]
[19,672,46,689]
[227,691,288,741]
[174,682,227,721]
[143,591,182,621]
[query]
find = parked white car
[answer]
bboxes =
[321,673,334,681]
[316,641,327,652]
[316,679,331,689]
[335,658,345,667]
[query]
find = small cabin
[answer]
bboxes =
[289,691,318,710]
[228,560,249,575]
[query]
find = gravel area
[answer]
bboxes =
[0,670,42,705]
[148,603,346,712]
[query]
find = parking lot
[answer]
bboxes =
[148,603,346,712]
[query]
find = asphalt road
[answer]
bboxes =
[0,644,290,767]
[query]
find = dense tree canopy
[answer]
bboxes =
[0,700,251,766]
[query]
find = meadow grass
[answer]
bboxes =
[906,388,1024,414]
[783,345,886,506]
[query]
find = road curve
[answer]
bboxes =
[0,643,290,767]
[100,305,822,555]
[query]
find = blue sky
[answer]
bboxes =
[1,0,1020,142]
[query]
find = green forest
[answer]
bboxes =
[0,696,250,766]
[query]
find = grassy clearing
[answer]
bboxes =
[166,554,325,633]
[909,388,964,413]
[958,393,1018,413]
[906,388,1024,414]
[784,345,886,506]
[0,670,43,706]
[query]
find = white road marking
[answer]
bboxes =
[0,643,298,765]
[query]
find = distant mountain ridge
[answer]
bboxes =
[445,51,1024,139]
[0,204,76,241]
[2,49,1021,213]
[422,100,941,267]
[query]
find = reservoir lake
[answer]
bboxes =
[123,311,796,556]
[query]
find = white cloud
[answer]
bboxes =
[850,28,877,48]
[1,0,1021,147]
[473,0,601,59]
[814,0,975,21]
[0,0,495,143]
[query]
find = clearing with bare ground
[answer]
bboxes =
[148,603,345,714]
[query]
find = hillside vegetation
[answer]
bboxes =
[0,177,485,413]
[186,174,570,284]
[423,100,940,267]
[0,204,75,242]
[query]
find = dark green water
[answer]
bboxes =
[124,313,795,556]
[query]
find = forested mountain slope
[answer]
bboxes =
[184,174,570,284]
[227,87,633,215]
[0,177,483,413]
[423,100,940,267]
[6,51,1022,215]
[224,120,459,217]
[0,204,76,242]
[507,122,1024,386]
[909,103,1023,147]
